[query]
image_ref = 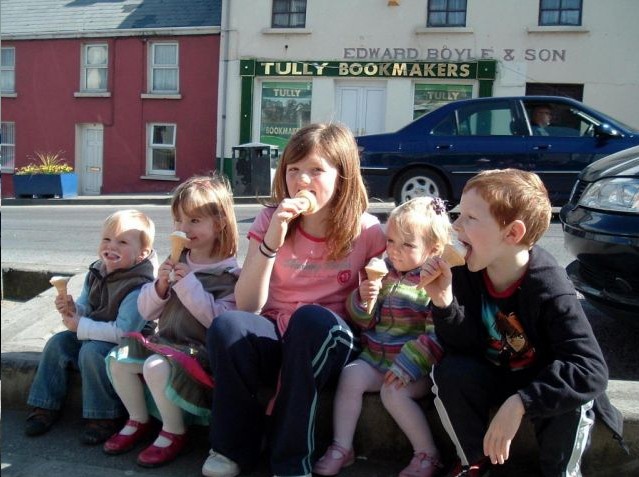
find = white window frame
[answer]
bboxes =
[147,123,177,176]
[1,47,16,94]
[1,122,16,172]
[81,43,108,92]
[149,43,179,94]
[272,0,307,28]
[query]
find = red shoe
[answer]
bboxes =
[399,452,444,477]
[313,441,355,476]
[136,430,187,468]
[103,420,154,455]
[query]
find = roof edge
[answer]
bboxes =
[3,26,221,41]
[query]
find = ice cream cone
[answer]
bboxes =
[295,190,318,215]
[417,235,467,289]
[169,231,191,263]
[364,257,388,314]
[50,276,71,298]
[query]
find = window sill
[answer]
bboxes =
[74,92,111,97]
[261,27,312,35]
[140,175,180,181]
[527,26,589,34]
[1,168,15,174]
[415,27,474,35]
[140,93,182,100]
[1,93,17,98]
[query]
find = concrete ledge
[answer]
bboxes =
[2,350,636,474]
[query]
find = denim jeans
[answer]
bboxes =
[27,330,124,419]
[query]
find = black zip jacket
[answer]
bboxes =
[432,245,625,446]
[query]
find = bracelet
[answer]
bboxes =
[258,242,276,259]
[261,239,279,254]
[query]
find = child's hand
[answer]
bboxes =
[169,262,191,284]
[263,198,303,251]
[55,294,76,318]
[419,256,453,308]
[483,394,525,465]
[156,258,174,297]
[359,279,381,310]
[383,369,407,389]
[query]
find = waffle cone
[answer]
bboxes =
[417,242,467,289]
[49,276,71,297]
[295,190,318,215]
[364,258,388,314]
[169,232,191,263]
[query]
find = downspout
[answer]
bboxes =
[218,0,231,176]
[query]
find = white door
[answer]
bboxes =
[80,125,103,195]
[335,84,386,136]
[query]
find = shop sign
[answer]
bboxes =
[255,60,481,79]
[413,84,473,119]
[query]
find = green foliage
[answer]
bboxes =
[16,151,74,175]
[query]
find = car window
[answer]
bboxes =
[525,101,596,137]
[456,101,514,136]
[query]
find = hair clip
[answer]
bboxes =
[431,197,446,215]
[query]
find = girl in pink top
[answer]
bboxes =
[201,123,386,477]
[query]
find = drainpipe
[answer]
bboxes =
[218,0,232,176]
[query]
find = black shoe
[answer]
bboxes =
[446,458,491,477]
[25,407,60,436]
[81,418,121,445]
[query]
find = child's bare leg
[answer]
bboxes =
[380,377,438,456]
[143,355,185,446]
[332,359,384,450]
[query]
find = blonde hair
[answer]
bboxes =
[102,209,155,251]
[270,122,369,260]
[464,168,551,247]
[171,174,239,259]
[388,197,452,255]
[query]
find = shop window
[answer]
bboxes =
[260,81,311,149]
[147,124,176,175]
[149,43,179,93]
[272,0,306,28]
[525,83,583,101]
[539,0,582,26]
[1,122,16,172]
[413,83,473,119]
[1,47,16,94]
[81,44,108,92]
[427,0,467,27]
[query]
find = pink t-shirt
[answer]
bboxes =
[248,207,386,334]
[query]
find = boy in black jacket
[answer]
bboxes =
[420,169,623,477]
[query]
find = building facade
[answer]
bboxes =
[1,0,221,197]
[217,0,639,169]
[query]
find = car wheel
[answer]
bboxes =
[394,168,448,204]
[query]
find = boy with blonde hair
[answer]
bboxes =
[26,209,157,445]
[420,169,623,477]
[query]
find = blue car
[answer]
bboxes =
[356,96,639,205]
[560,146,639,320]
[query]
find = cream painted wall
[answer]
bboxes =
[217,0,639,158]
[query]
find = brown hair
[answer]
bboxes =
[388,197,452,256]
[103,209,155,252]
[270,122,369,260]
[463,169,551,247]
[171,174,239,259]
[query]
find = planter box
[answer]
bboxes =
[12,173,78,198]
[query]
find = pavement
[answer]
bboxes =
[2,194,639,476]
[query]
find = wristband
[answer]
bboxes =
[261,239,279,254]
[258,242,276,259]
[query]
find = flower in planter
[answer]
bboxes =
[16,151,74,175]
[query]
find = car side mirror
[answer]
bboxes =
[594,123,622,139]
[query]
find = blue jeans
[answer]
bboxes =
[27,330,124,419]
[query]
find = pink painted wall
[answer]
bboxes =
[2,34,220,196]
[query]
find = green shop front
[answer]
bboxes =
[223,58,496,180]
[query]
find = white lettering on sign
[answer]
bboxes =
[344,47,567,62]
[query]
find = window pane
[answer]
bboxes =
[86,68,107,90]
[449,12,466,25]
[540,11,559,24]
[560,11,580,25]
[1,71,15,91]
[541,0,560,8]
[449,0,467,10]
[430,0,446,9]
[1,122,16,171]
[273,0,288,13]
[153,69,177,91]
[428,12,446,26]
[86,46,107,66]
[563,0,581,8]
[151,148,175,171]
[292,0,306,12]
[152,125,175,145]
[1,48,15,67]
[154,45,177,65]
[290,13,305,27]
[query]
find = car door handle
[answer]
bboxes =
[533,144,552,150]
[436,144,453,150]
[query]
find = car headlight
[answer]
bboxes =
[579,178,639,213]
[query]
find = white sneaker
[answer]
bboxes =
[202,449,240,477]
